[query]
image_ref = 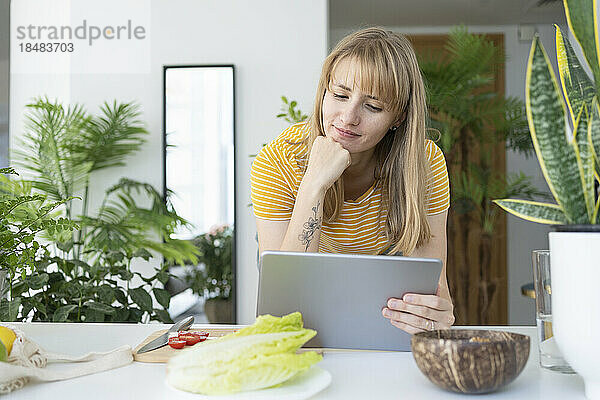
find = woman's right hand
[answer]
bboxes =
[304,136,351,192]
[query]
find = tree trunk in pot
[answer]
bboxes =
[204,297,233,324]
[549,231,600,399]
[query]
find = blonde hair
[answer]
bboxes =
[307,27,431,255]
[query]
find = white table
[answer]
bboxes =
[2,323,586,399]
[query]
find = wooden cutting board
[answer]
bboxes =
[134,328,383,363]
[134,327,238,363]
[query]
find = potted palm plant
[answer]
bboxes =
[418,27,543,325]
[1,99,198,323]
[494,1,600,397]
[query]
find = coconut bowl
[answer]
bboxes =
[411,329,530,394]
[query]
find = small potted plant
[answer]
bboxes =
[185,225,233,323]
[494,1,599,397]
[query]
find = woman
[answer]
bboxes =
[251,27,454,334]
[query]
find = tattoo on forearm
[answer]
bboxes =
[298,202,322,251]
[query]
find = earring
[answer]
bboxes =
[390,126,398,133]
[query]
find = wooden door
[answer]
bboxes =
[409,34,508,325]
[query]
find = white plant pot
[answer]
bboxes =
[549,231,600,399]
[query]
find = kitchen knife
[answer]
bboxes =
[136,316,194,354]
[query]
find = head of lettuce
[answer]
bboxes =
[166,312,323,395]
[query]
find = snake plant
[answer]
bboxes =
[494,0,600,225]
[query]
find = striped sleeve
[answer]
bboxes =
[250,143,297,221]
[425,140,450,215]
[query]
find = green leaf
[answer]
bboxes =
[10,281,28,297]
[114,288,128,305]
[107,251,124,264]
[153,288,171,309]
[14,98,92,203]
[86,301,116,315]
[65,280,83,297]
[90,263,108,280]
[134,272,155,284]
[21,234,34,244]
[70,101,148,173]
[153,308,173,324]
[96,284,116,304]
[20,300,34,320]
[26,273,49,290]
[128,307,144,322]
[47,271,66,286]
[30,297,47,316]
[56,239,74,252]
[133,248,152,261]
[590,99,600,167]
[53,304,78,322]
[555,25,596,125]
[129,287,153,313]
[119,270,134,280]
[564,0,600,89]
[572,106,595,220]
[55,259,72,277]
[526,37,588,223]
[112,307,130,322]
[0,298,21,321]
[83,307,105,322]
[157,270,170,285]
[493,199,567,224]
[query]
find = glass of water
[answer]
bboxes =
[532,250,575,373]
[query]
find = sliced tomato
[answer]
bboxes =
[196,335,208,343]
[195,332,209,342]
[187,332,209,341]
[168,338,186,349]
[178,333,202,346]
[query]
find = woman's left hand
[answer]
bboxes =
[381,293,455,334]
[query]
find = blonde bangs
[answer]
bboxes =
[326,46,408,117]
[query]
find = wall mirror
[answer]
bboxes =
[163,65,235,322]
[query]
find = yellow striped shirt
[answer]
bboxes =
[251,122,450,254]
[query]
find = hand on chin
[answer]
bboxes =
[326,131,354,152]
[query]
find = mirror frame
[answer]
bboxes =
[162,64,236,322]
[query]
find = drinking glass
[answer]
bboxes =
[532,250,575,373]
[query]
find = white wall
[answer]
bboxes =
[10,0,329,323]
[332,24,559,325]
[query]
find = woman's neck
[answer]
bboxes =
[342,149,378,201]
[344,148,376,179]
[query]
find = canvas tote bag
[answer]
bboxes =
[0,325,133,394]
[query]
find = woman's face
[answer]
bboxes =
[322,57,399,155]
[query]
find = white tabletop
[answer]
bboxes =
[2,323,586,399]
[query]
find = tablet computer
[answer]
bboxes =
[256,251,442,351]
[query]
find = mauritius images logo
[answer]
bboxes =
[15,19,147,46]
